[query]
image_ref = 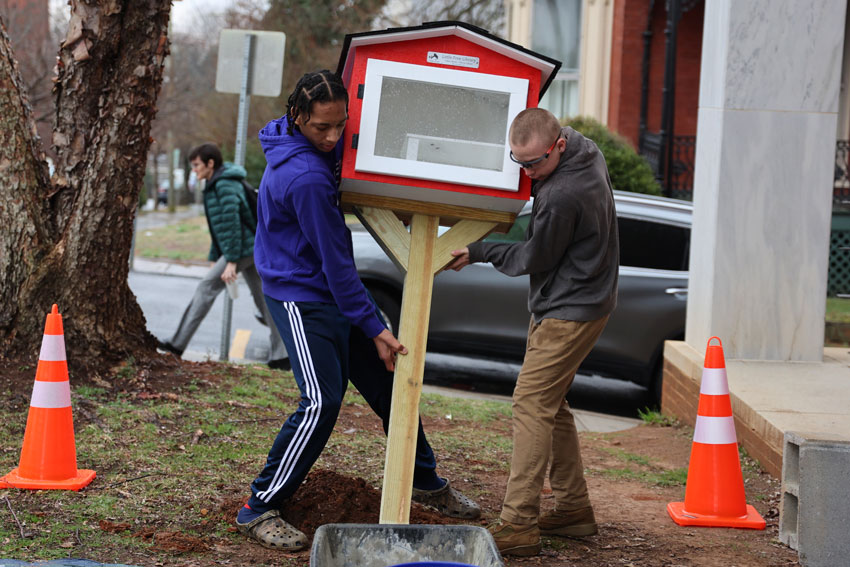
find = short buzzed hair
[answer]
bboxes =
[509,108,561,147]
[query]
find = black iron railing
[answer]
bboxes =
[639,131,662,183]
[835,140,850,203]
[639,131,695,200]
[670,135,695,200]
[639,138,850,203]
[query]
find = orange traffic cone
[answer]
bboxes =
[667,337,765,529]
[0,305,96,491]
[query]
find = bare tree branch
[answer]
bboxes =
[3,496,27,539]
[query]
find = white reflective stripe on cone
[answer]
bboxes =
[38,334,67,362]
[693,415,737,445]
[699,367,729,396]
[30,380,72,409]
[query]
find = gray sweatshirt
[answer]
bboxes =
[468,126,619,322]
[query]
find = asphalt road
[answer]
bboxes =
[130,270,276,362]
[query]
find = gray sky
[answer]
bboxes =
[170,0,230,33]
[49,1,254,34]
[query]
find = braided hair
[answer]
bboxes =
[286,70,349,136]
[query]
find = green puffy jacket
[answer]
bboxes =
[203,162,255,262]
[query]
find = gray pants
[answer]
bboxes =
[168,255,286,361]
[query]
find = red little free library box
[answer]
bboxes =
[336,21,561,216]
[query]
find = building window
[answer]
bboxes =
[532,0,581,120]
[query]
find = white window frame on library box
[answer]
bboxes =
[355,58,529,192]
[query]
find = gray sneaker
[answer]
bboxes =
[235,509,307,551]
[412,479,481,519]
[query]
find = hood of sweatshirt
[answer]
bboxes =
[259,115,322,171]
[556,126,598,174]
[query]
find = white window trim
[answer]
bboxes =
[356,58,529,192]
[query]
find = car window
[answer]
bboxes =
[484,214,530,243]
[618,217,690,271]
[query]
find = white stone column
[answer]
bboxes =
[686,0,847,361]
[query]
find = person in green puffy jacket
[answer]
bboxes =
[156,143,287,368]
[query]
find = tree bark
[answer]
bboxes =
[0,0,170,372]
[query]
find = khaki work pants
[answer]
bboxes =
[501,315,609,525]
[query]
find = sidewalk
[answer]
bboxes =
[420,383,640,433]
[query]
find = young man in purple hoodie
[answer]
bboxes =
[234,70,480,551]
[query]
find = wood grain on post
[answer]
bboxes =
[349,199,508,524]
[379,213,439,524]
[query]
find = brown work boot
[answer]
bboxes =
[487,520,541,557]
[538,506,598,537]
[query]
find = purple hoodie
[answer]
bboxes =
[254,116,385,338]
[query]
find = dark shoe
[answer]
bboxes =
[538,505,598,537]
[268,358,291,371]
[156,339,183,357]
[235,509,306,551]
[488,520,541,557]
[412,479,481,519]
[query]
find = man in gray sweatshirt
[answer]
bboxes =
[449,108,619,557]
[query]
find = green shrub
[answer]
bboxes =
[565,116,661,196]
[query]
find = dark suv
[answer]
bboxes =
[353,191,691,399]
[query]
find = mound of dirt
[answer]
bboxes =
[281,469,460,538]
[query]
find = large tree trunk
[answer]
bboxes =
[0,1,170,373]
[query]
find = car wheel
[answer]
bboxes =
[369,286,401,337]
[649,362,664,409]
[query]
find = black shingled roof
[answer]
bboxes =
[335,20,562,99]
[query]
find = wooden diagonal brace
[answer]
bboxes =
[433,219,498,274]
[353,205,411,274]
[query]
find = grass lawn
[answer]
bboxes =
[134,215,210,263]
[134,214,362,265]
[825,296,850,323]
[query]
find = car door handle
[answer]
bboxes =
[665,287,688,295]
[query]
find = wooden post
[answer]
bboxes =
[380,213,439,523]
[342,192,509,524]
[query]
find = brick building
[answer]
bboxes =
[608,0,704,199]
[506,0,705,198]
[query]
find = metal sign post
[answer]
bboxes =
[214,29,285,361]
[219,33,256,361]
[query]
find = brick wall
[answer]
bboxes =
[674,2,704,137]
[608,0,647,147]
[608,0,704,149]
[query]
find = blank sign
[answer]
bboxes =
[215,29,285,97]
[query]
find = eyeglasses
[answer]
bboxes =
[509,136,560,169]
